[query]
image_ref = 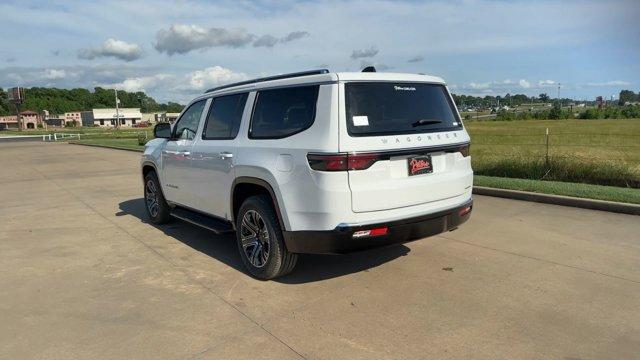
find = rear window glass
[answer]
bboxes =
[203,93,248,140]
[250,85,319,139]
[345,82,461,137]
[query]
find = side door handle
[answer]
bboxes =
[219,152,234,159]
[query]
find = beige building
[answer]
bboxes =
[92,108,142,127]
[0,115,18,130]
[64,112,82,127]
[0,111,41,130]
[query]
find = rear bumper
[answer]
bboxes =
[282,199,472,254]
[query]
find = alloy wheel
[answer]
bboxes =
[145,179,159,218]
[240,210,270,268]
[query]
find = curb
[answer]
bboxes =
[68,141,143,153]
[473,186,640,216]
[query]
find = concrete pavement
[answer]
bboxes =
[1,141,639,359]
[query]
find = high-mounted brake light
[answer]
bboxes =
[307,153,380,171]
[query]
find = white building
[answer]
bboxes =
[92,108,142,127]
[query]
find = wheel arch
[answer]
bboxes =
[231,177,288,231]
[141,161,170,203]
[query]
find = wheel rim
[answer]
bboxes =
[145,179,160,218]
[240,210,270,268]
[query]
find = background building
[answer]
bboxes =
[92,108,142,127]
[64,112,82,127]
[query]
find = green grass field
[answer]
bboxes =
[465,119,640,187]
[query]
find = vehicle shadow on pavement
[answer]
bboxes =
[118,198,410,284]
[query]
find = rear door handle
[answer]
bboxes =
[219,152,234,159]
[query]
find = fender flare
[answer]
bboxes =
[230,177,287,230]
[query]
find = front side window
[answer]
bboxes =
[174,99,206,140]
[203,93,248,140]
[250,85,319,139]
[345,82,462,137]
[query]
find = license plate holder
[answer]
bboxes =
[407,155,433,176]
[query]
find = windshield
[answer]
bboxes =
[345,82,462,137]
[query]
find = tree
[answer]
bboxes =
[538,93,550,102]
[619,90,638,105]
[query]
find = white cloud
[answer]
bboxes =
[42,69,66,80]
[408,55,424,63]
[78,38,142,62]
[154,24,255,54]
[518,79,531,88]
[585,80,631,87]
[351,46,379,59]
[185,66,248,91]
[104,74,172,92]
[538,80,557,86]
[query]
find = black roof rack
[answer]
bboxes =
[205,69,330,93]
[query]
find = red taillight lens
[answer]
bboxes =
[459,144,470,157]
[307,154,348,171]
[308,153,380,171]
[347,154,379,170]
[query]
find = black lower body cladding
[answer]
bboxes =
[283,199,473,254]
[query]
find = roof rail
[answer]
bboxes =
[204,69,330,93]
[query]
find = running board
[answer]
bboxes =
[170,207,234,234]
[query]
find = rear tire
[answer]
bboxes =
[236,195,297,280]
[144,171,171,225]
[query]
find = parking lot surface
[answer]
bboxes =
[1,141,639,359]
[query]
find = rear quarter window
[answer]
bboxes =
[345,82,461,137]
[249,85,319,139]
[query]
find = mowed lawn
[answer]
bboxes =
[465,119,640,175]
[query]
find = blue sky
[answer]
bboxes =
[1,0,638,103]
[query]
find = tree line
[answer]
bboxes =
[0,87,184,116]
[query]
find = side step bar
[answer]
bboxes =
[170,207,235,234]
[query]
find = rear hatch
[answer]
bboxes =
[340,81,471,213]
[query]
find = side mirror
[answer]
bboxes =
[154,122,172,139]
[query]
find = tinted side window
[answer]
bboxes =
[203,93,248,140]
[250,85,319,139]
[174,99,206,140]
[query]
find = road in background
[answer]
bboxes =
[1,142,639,359]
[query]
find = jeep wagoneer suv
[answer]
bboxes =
[141,68,473,279]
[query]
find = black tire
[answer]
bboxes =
[143,171,171,225]
[235,195,298,280]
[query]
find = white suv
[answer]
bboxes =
[141,68,473,279]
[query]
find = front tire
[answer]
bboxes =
[144,171,171,224]
[236,195,297,280]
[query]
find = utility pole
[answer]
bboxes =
[557,83,562,108]
[114,89,120,128]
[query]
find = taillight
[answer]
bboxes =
[459,144,470,157]
[307,153,380,171]
[307,154,347,171]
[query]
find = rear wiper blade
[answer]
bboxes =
[412,119,442,127]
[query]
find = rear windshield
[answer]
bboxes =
[345,82,462,136]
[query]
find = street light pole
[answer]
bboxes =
[114,89,120,128]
